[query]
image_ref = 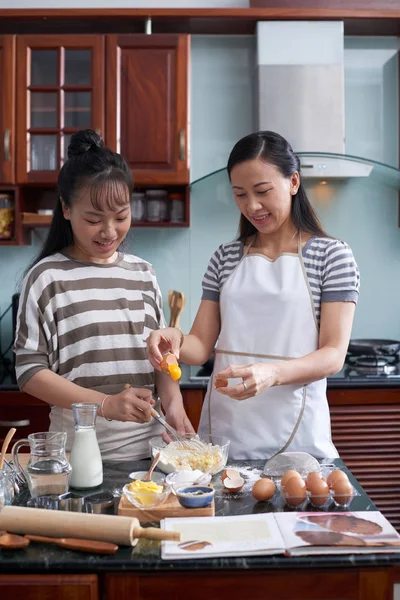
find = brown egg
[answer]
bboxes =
[308,478,330,506]
[252,478,276,502]
[283,476,307,507]
[326,469,349,489]
[280,470,301,488]
[332,479,354,506]
[305,471,323,490]
[221,468,240,483]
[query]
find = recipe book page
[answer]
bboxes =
[161,514,286,559]
[161,511,400,559]
[275,511,400,556]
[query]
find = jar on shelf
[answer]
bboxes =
[169,192,185,223]
[131,192,146,222]
[0,193,14,240]
[146,189,168,223]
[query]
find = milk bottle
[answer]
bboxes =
[69,403,103,489]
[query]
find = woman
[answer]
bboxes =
[147,131,359,460]
[14,129,193,460]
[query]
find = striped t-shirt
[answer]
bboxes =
[202,237,360,325]
[13,251,165,460]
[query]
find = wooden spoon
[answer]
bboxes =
[143,452,161,482]
[0,531,30,549]
[25,535,118,555]
[0,428,16,471]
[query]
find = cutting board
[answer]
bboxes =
[118,492,215,522]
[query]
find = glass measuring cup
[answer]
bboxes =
[12,432,71,498]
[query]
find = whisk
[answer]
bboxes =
[150,408,208,452]
[123,384,208,452]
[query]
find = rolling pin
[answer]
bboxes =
[0,506,180,546]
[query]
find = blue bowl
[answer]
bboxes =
[176,485,215,509]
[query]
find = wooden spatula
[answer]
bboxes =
[25,534,118,554]
[168,290,186,328]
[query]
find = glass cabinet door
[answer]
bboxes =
[17,35,104,183]
[0,36,15,184]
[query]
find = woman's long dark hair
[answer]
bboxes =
[27,129,133,273]
[227,131,328,242]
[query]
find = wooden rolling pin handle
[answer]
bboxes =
[25,534,118,554]
[133,526,181,542]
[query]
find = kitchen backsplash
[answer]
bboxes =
[1,35,400,356]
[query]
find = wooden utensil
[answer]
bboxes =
[0,531,30,549]
[0,506,181,546]
[25,534,118,554]
[0,428,16,471]
[168,290,186,328]
[143,452,161,482]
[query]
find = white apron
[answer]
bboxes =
[198,237,338,460]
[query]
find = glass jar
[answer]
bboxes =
[169,192,185,223]
[146,189,168,223]
[0,193,14,240]
[131,192,146,222]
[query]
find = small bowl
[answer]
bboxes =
[176,485,215,509]
[149,434,230,475]
[166,470,212,494]
[129,470,165,483]
[122,481,170,510]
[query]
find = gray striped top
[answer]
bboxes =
[202,237,360,326]
[13,251,165,460]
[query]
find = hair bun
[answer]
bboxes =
[67,129,104,159]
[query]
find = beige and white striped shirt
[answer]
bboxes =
[14,251,165,460]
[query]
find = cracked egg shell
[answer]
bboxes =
[221,468,240,483]
[223,476,245,493]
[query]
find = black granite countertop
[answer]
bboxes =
[1,458,400,573]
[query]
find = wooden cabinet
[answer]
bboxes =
[329,388,400,531]
[0,391,50,448]
[182,386,400,531]
[106,34,190,185]
[16,35,105,184]
[0,35,15,184]
[0,574,98,600]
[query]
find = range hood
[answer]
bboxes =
[256,21,373,179]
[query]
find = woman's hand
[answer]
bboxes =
[215,363,279,400]
[102,387,155,423]
[146,327,182,369]
[164,403,195,436]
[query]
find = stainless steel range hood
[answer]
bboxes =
[256,21,373,179]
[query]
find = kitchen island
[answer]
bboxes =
[0,458,397,600]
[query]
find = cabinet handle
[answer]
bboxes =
[179,129,185,162]
[0,419,30,427]
[4,129,10,162]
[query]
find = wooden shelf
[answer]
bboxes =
[22,212,189,229]
[1,7,400,36]
[22,212,52,226]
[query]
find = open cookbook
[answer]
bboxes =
[161,511,400,560]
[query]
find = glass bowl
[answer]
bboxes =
[128,470,165,483]
[149,434,230,475]
[122,481,170,509]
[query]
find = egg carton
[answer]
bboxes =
[272,464,359,511]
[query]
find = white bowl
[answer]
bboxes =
[166,470,212,494]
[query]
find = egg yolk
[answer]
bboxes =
[168,365,182,381]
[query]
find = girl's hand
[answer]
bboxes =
[215,363,279,401]
[164,404,195,436]
[103,387,155,423]
[146,327,183,369]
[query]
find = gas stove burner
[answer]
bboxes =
[345,353,398,375]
